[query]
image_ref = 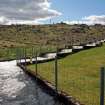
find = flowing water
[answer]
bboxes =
[0,61,63,105]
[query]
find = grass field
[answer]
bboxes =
[27,44,105,105]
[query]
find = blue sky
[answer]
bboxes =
[45,0,105,24]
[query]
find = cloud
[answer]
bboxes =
[64,15,105,25]
[0,0,61,25]
[0,16,9,25]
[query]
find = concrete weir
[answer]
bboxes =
[59,49,73,54]
[19,40,105,65]
[96,41,103,47]
[44,53,57,59]
[72,46,84,52]
[84,43,97,49]
[100,40,104,43]
[85,43,96,47]
[58,49,73,57]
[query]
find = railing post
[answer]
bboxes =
[20,48,21,63]
[55,48,58,92]
[24,48,27,68]
[17,48,19,64]
[32,47,34,58]
[30,47,34,64]
[100,67,105,105]
[16,48,17,64]
[22,47,24,62]
[19,48,21,64]
[35,51,38,76]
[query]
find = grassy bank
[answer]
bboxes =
[0,46,56,61]
[0,48,17,61]
[27,44,105,105]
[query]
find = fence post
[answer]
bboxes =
[22,47,24,62]
[32,47,34,58]
[24,48,27,68]
[20,48,22,63]
[100,67,105,105]
[19,48,21,64]
[35,51,38,76]
[30,47,33,64]
[17,48,19,64]
[16,48,18,64]
[55,48,58,92]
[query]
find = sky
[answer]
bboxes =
[0,0,105,25]
[50,0,105,24]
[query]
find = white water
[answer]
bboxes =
[0,61,62,105]
[0,61,26,98]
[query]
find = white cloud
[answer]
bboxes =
[83,15,105,22]
[64,15,105,25]
[8,20,42,25]
[0,0,61,25]
[0,17,7,24]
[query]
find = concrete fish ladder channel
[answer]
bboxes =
[19,40,105,65]
[0,60,64,105]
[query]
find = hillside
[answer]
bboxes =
[0,23,105,48]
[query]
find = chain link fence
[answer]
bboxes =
[16,47,105,105]
[58,56,100,105]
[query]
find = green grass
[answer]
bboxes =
[27,44,105,105]
[0,48,17,61]
[0,46,56,61]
